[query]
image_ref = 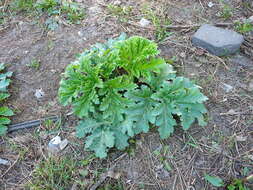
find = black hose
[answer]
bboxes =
[7,116,59,133]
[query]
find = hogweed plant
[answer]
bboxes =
[58,34,208,158]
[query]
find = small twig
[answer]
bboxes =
[1,154,20,178]
[172,175,178,190]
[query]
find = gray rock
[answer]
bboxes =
[192,24,244,56]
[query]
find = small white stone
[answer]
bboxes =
[78,31,83,37]
[34,89,45,99]
[139,18,151,27]
[208,2,214,8]
[222,83,233,93]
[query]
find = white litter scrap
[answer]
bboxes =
[208,2,214,8]
[34,89,45,99]
[48,136,69,154]
[139,18,151,27]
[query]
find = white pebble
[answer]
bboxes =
[139,18,151,27]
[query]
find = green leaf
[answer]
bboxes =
[117,36,160,78]
[0,107,14,116]
[204,174,224,187]
[113,128,129,150]
[85,127,115,158]
[151,77,208,139]
[0,117,11,125]
[125,85,157,134]
[0,125,7,136]
[0,71,13,80]
[0,79,10,91]
[119,119,135,137]
[59,60,103,117]
[0,63,5,71]
[99,89,128,123]
[153,102,177,139]
[76,119,102,138]
[0,93,10,101]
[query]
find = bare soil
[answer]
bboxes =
[0,0,253,189]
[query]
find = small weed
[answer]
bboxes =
[226,179,250,190]
[27,157,77,190]
[10,0,36,13]
[107,4,133,22]
[43,119,55,130]
[36,0,85,24]
[235,20,253,33]
[218,2,233,20]
[26,59,40,70]
[205,174,253,189]
[6,0,85,28]
[141,6,172,42]
[61,1,85,23]
[153,145,173,171]
[7,139,29,160]
[98,181,124,190]
[80,154,96,167]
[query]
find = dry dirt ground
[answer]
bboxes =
[0,0,253,189]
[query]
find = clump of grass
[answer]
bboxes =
[6,0,85,27]
[36,0,85,24]
[10,0,36,12]
[235,20,253,33]
[26,59,40,70]
[106,4,133,22]
[27,157,77,190]
[218,2,233,20]
[141,6,172,42]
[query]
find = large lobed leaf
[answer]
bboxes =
[152,77,208,139]
[116,36,164,78]
[125,85,157,134]
[77,119,129,158]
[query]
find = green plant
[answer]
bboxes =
[218,3,233,20]
[27,59,40,70]
[235,20,253,33]
[107,4,133,22]
[227,179,249,190]
[0,63,14,136]
[27,157,77,190]
[10,0,36,12]
[58,34,208,158]
[141,7,172,42]
[205,174,253,189]
[36,0,85,23]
